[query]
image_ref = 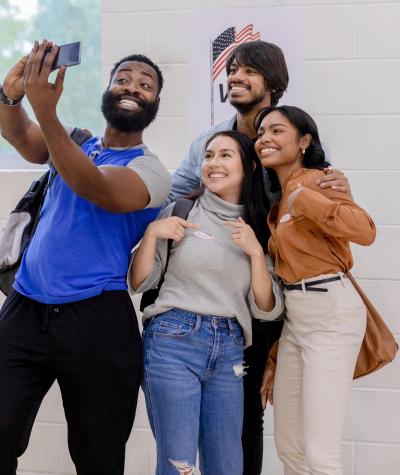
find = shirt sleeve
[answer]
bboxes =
[290,180,376,246]
[128,204,174,294]
[247,255,285,321]
[128,149,172,209]
[164,136,204,207]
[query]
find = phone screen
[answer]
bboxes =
[53,42,81,70]
[42,42,81,71]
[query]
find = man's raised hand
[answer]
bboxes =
[23,40,66,120]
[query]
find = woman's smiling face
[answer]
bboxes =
[255,110,304,171]
[202,135,245,204]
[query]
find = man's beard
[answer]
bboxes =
[101,90,159,133]
[229,91,266,114]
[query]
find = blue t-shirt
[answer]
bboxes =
[14,137,162,304]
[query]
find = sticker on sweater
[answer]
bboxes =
[280,212,292,223]
[193,231,213,240]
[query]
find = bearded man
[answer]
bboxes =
[0,40,170,475]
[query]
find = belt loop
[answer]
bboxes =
[195,315,202,331]
[227,318,236,335]
[339,272,347,287]
[301,279,306,294]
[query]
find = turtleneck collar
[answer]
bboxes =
[199,188,244,220]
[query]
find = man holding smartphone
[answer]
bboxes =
[0,39,171,475]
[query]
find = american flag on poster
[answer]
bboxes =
[212,24,261,80]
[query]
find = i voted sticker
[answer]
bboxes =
[280,212,292,223]
[193,231,213,240]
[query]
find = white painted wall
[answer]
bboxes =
[0,0,398,474]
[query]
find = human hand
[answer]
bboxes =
[147,216,199,242]
[2,54,30,101]
[260,364,275,409]
[317,167,353,198]
[224,217,263,257]
[23,40,66,120]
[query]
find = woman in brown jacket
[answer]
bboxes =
[254,105,376,475]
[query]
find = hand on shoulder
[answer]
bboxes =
[317,167,352,197]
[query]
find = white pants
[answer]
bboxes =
[274,274,366,475]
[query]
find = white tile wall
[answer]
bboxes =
[304,6,356,59]
[305,60,400,115]
[344,171,400,225]
[101,13,150,64]
[356,4,400,58]
[315,115,357,169]
[355,116,400,170]
[0,0,396,473]
[0,171,43,218]
[352,226,400,280]
[354,444,400,475]
[156,64,189,117]
[144,117,189,169]
[149,12,190,63]
[345,389,400,443]
[354,280,400,333]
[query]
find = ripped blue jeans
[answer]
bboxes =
[143,308,244,475]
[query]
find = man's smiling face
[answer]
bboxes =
[226,59,271,114]
[101,61,160,133]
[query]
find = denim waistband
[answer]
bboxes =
[154,308,240,330]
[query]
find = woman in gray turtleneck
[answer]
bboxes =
[130,130,283,475]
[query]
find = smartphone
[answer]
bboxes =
[43,42,81,71]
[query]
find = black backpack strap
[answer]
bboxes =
[139,198,195,313]
[165,198,196,267]
[70,127,93,147]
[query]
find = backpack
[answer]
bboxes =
[139,197,195,313]
[0,127,92,296]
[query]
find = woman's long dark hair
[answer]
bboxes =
[187,130,271,251]
[254,105,329,193]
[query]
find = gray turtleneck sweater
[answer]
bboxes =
[133,189,284,347]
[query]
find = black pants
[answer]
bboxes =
[0,290,142,475]
[242,318,284,475]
